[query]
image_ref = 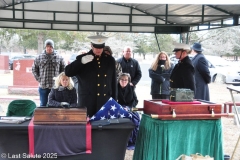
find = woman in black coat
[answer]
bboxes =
[117,73,139,150]
[149,51,174,99]
[118,73,138,108]
[48,72,77,107]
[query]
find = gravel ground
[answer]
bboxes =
[0,72,240,160]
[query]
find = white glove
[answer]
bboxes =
[61,102,70,108]
[81,55,94,64]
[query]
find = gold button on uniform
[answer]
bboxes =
[97,84,100,86]
[97,58,99,60]
[104,74,107,77]
[98,74,100,77]
[104,94,106,96]
[99,66,101,68]
[104,85,106,87]
[97,93,100,96]
[98,62,100,64]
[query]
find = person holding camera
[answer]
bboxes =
[47,72,77,107]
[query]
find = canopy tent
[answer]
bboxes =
[0,0,240,34]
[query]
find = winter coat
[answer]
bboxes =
[117,83,138,108]
[149,64,174,95]
[191,53,211,101]
[32,50,65,89]
[170,56,195,91]
[116,57,142,86]
[65,50,117,117]
[48,87,77,107]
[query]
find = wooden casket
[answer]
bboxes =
[33,107,87,124]
[134,99,233,120]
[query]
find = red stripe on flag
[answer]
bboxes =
[85,122,92,153]
[28,118,35,157]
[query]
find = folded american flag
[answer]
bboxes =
[90,97,132,121]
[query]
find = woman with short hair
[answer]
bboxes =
[117,72,139,150]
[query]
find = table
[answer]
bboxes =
[133,114,224,160]
[0,119,134,160]
[226,85,240,125]
[226,85,240,159]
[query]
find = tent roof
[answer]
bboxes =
[0,0,240,33]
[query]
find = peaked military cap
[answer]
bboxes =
[172,43,191,52]
[88,35,108,48]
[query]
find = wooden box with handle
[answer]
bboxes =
[33,107,87,124]
[132,99,234,120]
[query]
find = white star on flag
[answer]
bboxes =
[90,115,96,120]
[120,113,126,118]
[100,116,106,120]
[111,105,117,111]
[110,115,116,119]
[89,97,132,122]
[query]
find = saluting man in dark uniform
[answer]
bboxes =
[65,35,117,117]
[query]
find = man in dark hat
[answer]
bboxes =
[65,35,117,117]
[170,43,195,91]
[32,39,65,106]
[191,42,211,101]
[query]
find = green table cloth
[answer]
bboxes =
[133,114,223,160]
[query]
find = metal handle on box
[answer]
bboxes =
[172,109,176,118]
[151,113,234,119]
[211,108,215,117]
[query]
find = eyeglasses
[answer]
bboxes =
[120,79,128,82]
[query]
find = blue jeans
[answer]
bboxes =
[38,87,51,107]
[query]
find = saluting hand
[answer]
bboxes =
[81,55,94,64]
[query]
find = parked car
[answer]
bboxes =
[68,53,78,64]
[170,55,240,83]
[169,55,193,66]
[206,55,240,83]
[67,50,88,64]
[9,54,36,70]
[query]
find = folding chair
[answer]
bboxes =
[6,99,36,116]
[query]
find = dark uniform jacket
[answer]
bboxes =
[65,50,117,117]
[48,87,77,107]
[117,83,138,108]
[117,57,142,86]
[191,53,211,101]
[149,64,174,95]
[170,56,195,91]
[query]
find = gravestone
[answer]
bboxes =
[0,55,10,73]
[8,59,38,95]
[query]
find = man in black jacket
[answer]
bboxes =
[170,43,195,92]
[65,35,117,117]
[116,46,142,87]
